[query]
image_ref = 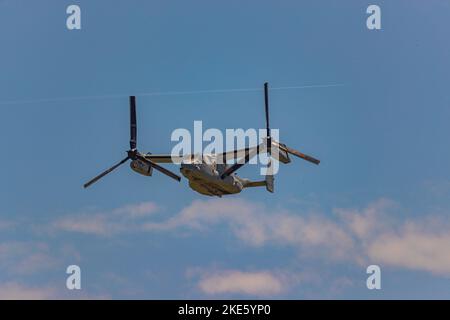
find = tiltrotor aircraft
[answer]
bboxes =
[83,83,320,196]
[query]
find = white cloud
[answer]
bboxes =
[368,223,450,275]
[0,242,59,275]
[0,282,110,300]
[197,270,284,296]
[112,202,159,218]
[144,198,355,259]
[0,282,57,300]
[334,201,450,275]
[335,198,396,240]
[49,198,450,276]
[51,201,159,236]
[0,219,15,230]
[154,198,450,276]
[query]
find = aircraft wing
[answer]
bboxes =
[143,140,296,165]
[142,154,181,163]
[219,144,265,178]
[216,141,290,164]
[216,144,264,164]
[143,148,262,164]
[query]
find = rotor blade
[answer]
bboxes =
[130,96,137,150]
[83,156,130,188]
[221,162,244,179]
[264,82,270,138]
[220,145,261,178]
[137,156,181,182]
[280,144,320,165]
[217,144,262,164]
[264,82,271,156]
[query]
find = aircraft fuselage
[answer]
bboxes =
[180,163,244,196]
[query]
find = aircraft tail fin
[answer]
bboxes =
[265,174,274,193]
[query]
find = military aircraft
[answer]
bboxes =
[83,83,320,196]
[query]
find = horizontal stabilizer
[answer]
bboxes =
[244,180,266,188]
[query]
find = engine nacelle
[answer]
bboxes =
[130,159,153,176]
[277,149,291,164]
[274,143,291,164]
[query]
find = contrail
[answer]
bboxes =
[0,83,345,106]
[271,83,345,90]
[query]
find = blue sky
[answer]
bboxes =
[0,0,450,299]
